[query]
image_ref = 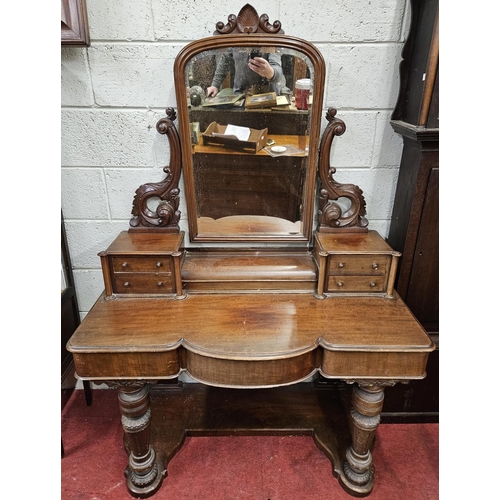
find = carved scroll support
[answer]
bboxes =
[112,381,165,498]
[317,108,369,233]
[340,382,387,496]
[129,108,182,233]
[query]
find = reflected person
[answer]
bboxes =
[206,50,286,97]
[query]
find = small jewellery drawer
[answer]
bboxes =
[114,274,173,294]
[327,276,386,293]
[328,255,390,276]
[112,257,172,273]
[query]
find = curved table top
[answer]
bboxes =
[68,292,434,386]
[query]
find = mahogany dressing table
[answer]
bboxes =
[67,5,434,498]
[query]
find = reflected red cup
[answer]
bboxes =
[294,78,311,110]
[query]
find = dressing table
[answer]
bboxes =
[67,5,434,497]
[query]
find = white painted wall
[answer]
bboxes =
[61,0,411,317]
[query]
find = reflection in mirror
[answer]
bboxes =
[184,46,315,241]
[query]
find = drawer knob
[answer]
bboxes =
[122,262,128,268]
[337,281,344,287]
[156,262,162,268]
[372,263,378,270]
[370,282,376,287]
[338,262,345,268]
[124,282,130,287]
[157,281,163,287]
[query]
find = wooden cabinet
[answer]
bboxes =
[385,0,439,422]
[66,5,435,497]
[61,213,92,403]
[61,214,81,381]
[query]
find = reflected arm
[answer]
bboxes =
[267,53,284,84]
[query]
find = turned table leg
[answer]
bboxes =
[117,382,164,498]
[341,383,385,496]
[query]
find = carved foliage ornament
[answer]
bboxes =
[129,108,182,232]
[215,3,284,35]
[214,3,284,35]
[317,108,369,232]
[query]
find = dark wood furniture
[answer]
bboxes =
[385,0,439,422]
[67,5,434,497]
[61,213,91,404]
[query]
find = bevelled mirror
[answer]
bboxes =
[173,6,325,243]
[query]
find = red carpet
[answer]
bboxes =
[61,388,438,499]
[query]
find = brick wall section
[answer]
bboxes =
[61,0,411,316]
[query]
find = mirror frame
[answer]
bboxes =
[174,33,325,243]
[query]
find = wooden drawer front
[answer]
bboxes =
[114,274,173,294]
[327,276,386,293]
[328,255,390,276]
[112,257,172,273]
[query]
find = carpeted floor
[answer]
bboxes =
[61,388,438,500]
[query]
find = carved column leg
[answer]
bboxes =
[341,383,385,496]
[118,383,164,498]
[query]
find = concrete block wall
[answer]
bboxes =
[62,0,411,317]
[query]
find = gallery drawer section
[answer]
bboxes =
[313,231,400,298]
[99,231,185,299]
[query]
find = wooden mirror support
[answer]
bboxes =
[129,108,182,232]
[317,108,368,232]
[68,5,434,499]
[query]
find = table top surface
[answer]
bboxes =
[68,292,434,359]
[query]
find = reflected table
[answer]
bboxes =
[192,134,309,223]
[189,104,310,136]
